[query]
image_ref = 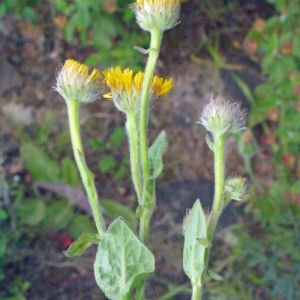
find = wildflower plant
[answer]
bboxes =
[54,1,248,299]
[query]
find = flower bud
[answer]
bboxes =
[55,59,102,104]
[131,0,180,32]
[198,96,247,136]
[225,176,248,202]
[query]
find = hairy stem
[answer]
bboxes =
[138,27,163,244]
[67,100,105,239]
[202,133,226,282]
[191,282,202,300]
[126,111,142,202]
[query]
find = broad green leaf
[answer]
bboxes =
[61,157,80,187]
[101,199,138,230]
[94,218,155,300]
[16,198,46,225]
[68,214,97,239]
[183,200,207,285]
[20,143,61,183]
[148,130,168,179]
[64,232,99,257]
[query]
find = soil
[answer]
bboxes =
[0,1,274,299]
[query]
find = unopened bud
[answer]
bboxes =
[131,0,180,32]
[225,176,248,202]
[198,96,247,136]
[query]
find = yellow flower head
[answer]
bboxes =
[55,59,102,104]
[103,66,174,113]
[131,0,180,32]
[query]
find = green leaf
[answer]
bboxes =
[197,238,211,248]
[65,13,78,43]
[101,199,138,230]
[206,269,224,281]
[94,218,155,300]
[16,198,46,225]
[54,0,69,12]
[148,130,169,179]
[20,143,61,183]
[64,232,99,257]
[0,209,8,221]
[183,200,207,284]
[41,200,74,231]
[230,72,254,104]
[68,214,97,239]
[98,155,116,173]
[61,157,80,187]
[76,7,90,29]
[110,126,126,148]
[76,149,94,187]
[89,138,105,150]
[119,273,149,300]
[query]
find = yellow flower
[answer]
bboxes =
[55,59,102,104]
[131,0,180,32]
[103,66,174,113]
[151,76,174,97]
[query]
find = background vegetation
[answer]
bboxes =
[0,0,299,299]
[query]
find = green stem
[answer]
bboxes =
[191,283,202,300]
[135,282,145,300]
[139,205,153,244]
[67,100,105,239]
[126,111,142,202]
[202,133,226,279]
[139,27,163,207]
[138,28,163,245]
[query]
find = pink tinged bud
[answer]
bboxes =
[198,96,247,136]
